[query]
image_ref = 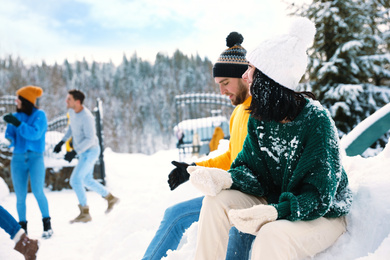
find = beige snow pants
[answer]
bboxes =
[194,189,347,260]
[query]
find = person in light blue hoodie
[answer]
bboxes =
[4,85,53,239]
[53,89,119,223]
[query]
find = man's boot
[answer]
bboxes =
[19,221,27,234]
[14,231,39,260]
[104,193,119,214]
[70,205,92,223]
[42,217,53,239]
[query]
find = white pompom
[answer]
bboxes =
[288,17,316,47]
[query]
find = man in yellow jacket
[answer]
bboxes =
[142,31,253,260]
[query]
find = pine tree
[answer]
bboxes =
[290,0,390,149]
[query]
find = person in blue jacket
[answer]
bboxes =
[3,85,53,239]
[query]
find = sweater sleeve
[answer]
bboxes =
[274,112,345,221]
[17,110,47,141]
[228,118,266,196]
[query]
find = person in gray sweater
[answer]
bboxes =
[53,89,119,223]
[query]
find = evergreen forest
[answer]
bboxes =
[0,51,217,154]
[1,0,389,155]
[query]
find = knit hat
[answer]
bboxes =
[16,86,43,105]
[247,17,316,90]
[213,32,249,78]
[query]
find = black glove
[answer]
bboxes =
[168,161,196,190]
[3,113,21,127]
[53,141,65,153]
[64,150,77,162]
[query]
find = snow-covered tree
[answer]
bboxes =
[290,0,390,150]
[0,50,215,154]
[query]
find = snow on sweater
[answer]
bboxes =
[229,98,353,221]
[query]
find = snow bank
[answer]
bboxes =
[0,141,389,259]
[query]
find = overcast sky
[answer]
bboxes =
[0,0,309,66]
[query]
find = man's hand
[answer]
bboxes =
[228,205,278,235]
[187,166,232,196]
[168,161,192,190]
[53,141,65,153]
[3,113,21,127]
[64,150,77,162]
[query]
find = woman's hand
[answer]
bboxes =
[3,113,21,127]
[228,204,278,235]
[187,166,232,196]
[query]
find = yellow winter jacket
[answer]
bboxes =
[196,96,251,170]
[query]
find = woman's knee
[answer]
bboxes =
[30,177,45,194]
[252,220,301,259]
[30,184,46,199]
[13,185,28,199]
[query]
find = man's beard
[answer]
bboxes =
[231,80,248,106]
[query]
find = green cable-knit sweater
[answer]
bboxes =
[229,98,353,221]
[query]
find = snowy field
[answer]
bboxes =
[1,139,390,259]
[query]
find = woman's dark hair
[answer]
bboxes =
[248,69,316,122]
[16,96,35,115]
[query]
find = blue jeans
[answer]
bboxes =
[226,227,255,259]
[69,145,108,206]
[142,196,254,260]
[11,151,50,221]
[0,206,21,239]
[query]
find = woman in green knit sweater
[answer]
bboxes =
[188,17,353,260]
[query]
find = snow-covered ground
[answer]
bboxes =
[1,139,390,259]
